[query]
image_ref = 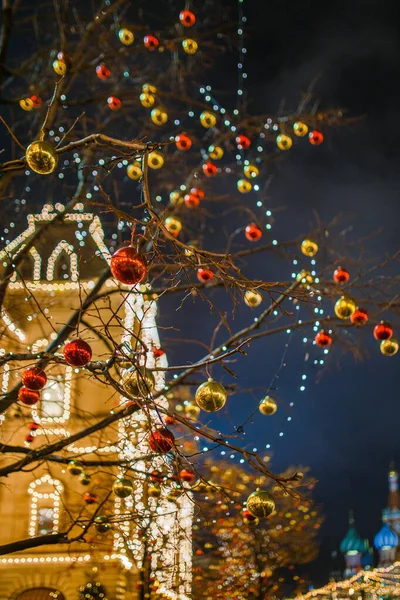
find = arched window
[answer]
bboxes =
[31,366,72,424]
[46,240,79,282]
[14,589,65,600]
[28,475,63,537]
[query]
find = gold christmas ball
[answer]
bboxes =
[244,164,259,179]
[148,151,164,169]
[296,270,314,285]
[113,477,133,498]
[246,489,275,518]
[195,379,227,412]
[237,179,252,193]
[20,97,34,111]
[121,367,156,398]
[148,483,162,498]
[164,216,182,236]
[380,338,399,356]
[334,296,356,320]
[276,134,293,151]
[182,38,198,54]
[169,190,184,205]
[293,121,309,137]
[127,162,142,180]
[259,396,277,416]
[200,111,216,128]
[95,515,111,533]
[79,472,91,486]
[300,238,318,257]
[142,83,157,95]
[140,92,155,108]
[151,107,168,126]
[244,289,262,308]
[26,140,58,175]
[185,403,201,420]
[118,27,134,45]
[53,59,67,75]
[208,145,224,160]
[67,460,84,476]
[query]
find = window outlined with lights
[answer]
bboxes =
[46,240,79,282]
[31,366,72,425]
[28,475,63,537]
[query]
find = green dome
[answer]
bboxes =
[340,526,365,555]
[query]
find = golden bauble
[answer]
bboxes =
[113,477,133,498]
[53,59,67,75]
[380,338,399,356]
[127,162,142,180]
[67,460,84,476]
[195,379,227,412]
[296,270,314,285]
[164,216,182,236]
[200,111,216,128]
[259,396,277,416]
[169,190,184,205]
[300,238,318,257]
[118,28,134,45]
[26,140,58,175]
[148,483,162,498]
[140,92,155,108]
[208,145,224,160]
[244,164,259,179]
[142,83,157,95]
[237,178,252,193]
[148,151,164,169]
[182,38,198,54]
[79,472,91,486]
[293,121,309,137]
[20,97,34,111]
[121,367,156,398]
[244,289,262,308]
[151,107,168,126]
[246,489,275,518]
[95,515,111,533]
[185,403,201,419]
[334,296,356,320]
[276,134,293,150]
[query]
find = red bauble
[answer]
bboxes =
[144,35,159,50]
[315,330,332,347]
[202,162,218,177]
[309,130,324,145]
[110,247,147,285]
[175,133,192,151]
[153,348,165,358]
[179,9,196,27]
[245,223,262,242]
[18,387,40,406]
[107,96,122,110]
[373,321,393,341]
[30,95,42,108]
[190,187,204,200]
[184,193,200,208]
[236,134,251,150]
[180,469,195,483]
[22,367,47,391]
[28,422,40,431]
[83,492,97,505]
[96,63,111,79]
[150,470,163,482]
[350,308,369,325]
[164,415,175,426]
[243,508,257,522]
[64,339,92,367]
[197,268,214,283]
[148,427,175,454]
[333,267,350,284]
[25,434,35,443]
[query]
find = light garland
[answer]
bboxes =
[31,366,72,424]
[28,474,63,538]
[46,240,79,282]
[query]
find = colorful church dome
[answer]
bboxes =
[374,523,399,550]
[340,526,365,554]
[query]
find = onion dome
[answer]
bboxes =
[340,512,365,555]
[374,523,398,550]
[362,539,374,567]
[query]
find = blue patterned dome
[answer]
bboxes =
[374,523,399,550]
[340,526,365,554]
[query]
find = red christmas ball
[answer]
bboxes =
[18,387,40,406]
[184,193,200,208]
[148,427,175,454]
[83,492,97,505]
[96,63,111,79]
[350,308,369,325]
[243,508,257,521]
[180,469,195,483]
[28,422,40,431]
[202,162,218,177]
[373,321,393,341]
[236,134,251,150]
[333,267,350,284]
[190,187,204,200]
[164,415,175,426]
[245,223,262,242]
[30,95,42,108]
[110,246,147,285]
[175,133,192,151]
[64,339,92,367]
[107,96,122,110]
[22,367,47,391]
[315,330,332,347]
[25,434,35,443]
[197,268,214,283]
[179,9,196,27]
[150,469,163,482]
[309,130,324,145]
[144,35,159,50]
[153,348,165,358]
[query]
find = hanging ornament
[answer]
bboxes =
[180,469,195,483]
[244,164,259,178]
[151,107,168,125]
[208,145,224,160]
[169,190,183,205]
[25,434,35,443]
[245,223,262,242]
[195,379,227,412]
[113,477,134,498]
[150,470,163,482]
[118,28,134,45]
[197,268,214,283]
[148,427,175,453]
[185,241,199,256]
[184,193,200,208]
[153,348,164,359]
[293,121,309,137]
[380,338,399,356]
[244,289,262,307]
[175,133,192,151]
[191,187,204,200]
[67,460,84,476]
[95,64,111,79]
[26,139,58,175]
[127,162,142,180]
[258,396,277,415]
[334,296,356,320]
[236,134,251,150]
[79,473,91,486]
[333,267,350,284]
[300,238,318,257]
[164,415,175,425]
[83,492,97,505]
[373,321,393,341]
[107,96,122,110]
[20,97,34,111]
[52,58,67,76]
[148,150,164,169]
[143,83,157,95]
[237,179,252,193]
[64,339,92,367]
[296,270,314,285]
[28,422,39,431]
[144,35,159,50]
[110,247,147,285]
[246,489,275,518]
[121,367,155,397]
[140,92,155,107]
[200,111,216,128]
[22,367,47,391]
[148,483,162,498]
[30,95,42,108]
[243,508,258,524]
[309,130,324,145]
[276,134,292,150]
[350,307,369,325]
[18,387,40,406]
[315,330,332,347]
[182,38,198,54]
[185,403,201,420]
[164,216,182,237]
[179,9,196,26]
[95,516,111,533]
[202,162,218,177]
